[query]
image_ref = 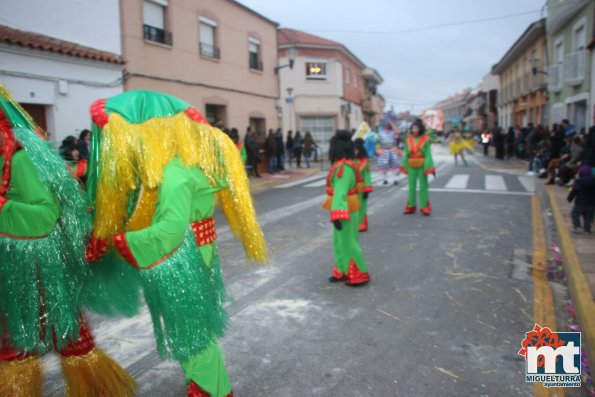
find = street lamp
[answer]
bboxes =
[275,47,296,74]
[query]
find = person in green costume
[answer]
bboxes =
[400,119,436,216]
[0,84,135,397]
[86,90,267,397]
[354,138,373,232]
[324,130,370,285]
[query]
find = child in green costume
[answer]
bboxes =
[324,130,370,285]
[400,119,436,216]
[86,90,267,397]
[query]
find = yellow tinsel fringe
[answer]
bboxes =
[0,356,43,397]
[94,112,268,264]
[60,347,136,397]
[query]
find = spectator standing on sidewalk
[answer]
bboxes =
[265,129,277,173]
[562,119,577,138]
[567,165,595,234]
[275,129,285,171]
[286,130,294,167]
[245,128,261,177]
[505,127,515,159]
[583,125,595,167]
[481,129,491,156]
[303,131,318,168]
[78,129,91,160]
[293,131,303,168]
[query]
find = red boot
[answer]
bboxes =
[188,381,234,397]
[346,260,370,286]
[403,205,416,214]
[358,214,368,232]
[420,202,432,216]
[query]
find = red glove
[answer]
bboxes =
[85,233,108,263]
[0,196,7,213]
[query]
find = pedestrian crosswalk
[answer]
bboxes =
[275,170,536,196]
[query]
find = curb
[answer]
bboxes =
[547,186,595,373]
[249,167,322,195]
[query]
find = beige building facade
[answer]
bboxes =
[493,19,547,129]
[122,0,279,141]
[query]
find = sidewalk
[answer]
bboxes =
[248,166,322,194]
[547,184,595,374]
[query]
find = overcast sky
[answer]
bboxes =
[240,0,546,113]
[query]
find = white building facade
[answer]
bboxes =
[0,0,123,144]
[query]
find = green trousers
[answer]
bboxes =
[182,340,232,397]
[358,194,367,230]
[407,168,429,208]
[333,213,368,274]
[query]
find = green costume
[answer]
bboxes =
[88,90,267,397]
[400,134,435,215]
[354,157,373,232]
[0,85,134,397]
[323,159,370,285]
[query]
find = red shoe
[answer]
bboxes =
[420,202,432,216]
[358,215,369,232]
[329,266,346,282]
[403,205,416,214]
[346,260,370,286]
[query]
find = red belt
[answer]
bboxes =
[191,217,217,247]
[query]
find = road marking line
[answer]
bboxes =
[518,176,536,193]
[531,195,563,397]
[274,173,325,188]
[424,188,532,196]
[444,174,469,189]
[485,175,507,191]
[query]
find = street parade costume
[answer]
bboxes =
[449,131,474,166]
[377,128,401,184]
[87,90,267,397]
[354,139,373,232]
[0,85,135,397]
[400,128,435,216]
[324,132,370,285]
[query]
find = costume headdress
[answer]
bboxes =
[88,90,267,263]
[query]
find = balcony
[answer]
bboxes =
[523,73,530,94]
[250,59,263,71]
[564,50,585,86]
[143,24,172,46]
[362,95,384,115]
[530,72,546,91]
[548,64,563,93]
[199,43,220,59]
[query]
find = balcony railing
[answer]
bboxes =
[523,73,529,94]
[548,63,563,93]
[250,60,263,71]
[143,24,172,46]
[199,43,220,59]
[362,95,384,114]
[515,78,521,97]
[564,50,585,86]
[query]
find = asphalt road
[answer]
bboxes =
[45,146,547,396]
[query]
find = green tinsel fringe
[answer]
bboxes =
[0,127,90,352]
[140,229,227,363]
[0,228,83,353]
[83,253,142,318]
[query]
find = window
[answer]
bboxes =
[249,38,262,71]
[199,17,219,59]
[574,25,585,51]
[306,62,327,80]
[143,0,171,45]
[345,67,351,84]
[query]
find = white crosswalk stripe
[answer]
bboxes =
[444,174,469,189]
[274,173,325,189]
[485,175,507,191]
[517,176,535,193]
